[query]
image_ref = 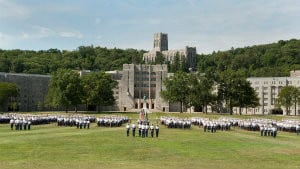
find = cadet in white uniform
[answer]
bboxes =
[155,124,159,137]
[296,125,300,135]
[126,123,130,137]
[132,123,136,137]
[10,119,14,130]
[150,124,154,137]
[141,123,145,138]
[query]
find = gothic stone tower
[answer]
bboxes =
[153,33,168,52]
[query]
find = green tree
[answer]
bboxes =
[160,71,190,113]
[0,82,19,111]
[189,73,216,113]
[234,80,260,115]
[46,69,83,112]
[217,70,256,115]
[291,87,300,116]
[82,72,117,112]
[278,86,300,115]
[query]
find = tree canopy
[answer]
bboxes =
[197,39,300,77]
[160,71,190,113]
[46,69,117,112]
[0,82,19,111]
[0,46,145,74]
[82,72,117,111]
[277,86,300,115]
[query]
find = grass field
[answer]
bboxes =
[0,112,300,169]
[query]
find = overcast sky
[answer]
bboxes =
[0,0,299,54]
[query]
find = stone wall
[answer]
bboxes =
[0,72,50,112]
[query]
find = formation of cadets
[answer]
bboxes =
[191,117,235,133]
[2,113,59,131]
[160,116,191,129]
[96,115,128,127]
[126,120,159,138]
[57,115,96,129]
[10,118,32,130]
[236,118,300,137]
[1,113,300,137]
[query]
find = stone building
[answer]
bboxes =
[113,64,169,112]
[143,33,197,70]
[0,64,173,112]
[233,70,300,115]
[0,72,50,112]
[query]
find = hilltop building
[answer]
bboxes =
[143,33,197,70]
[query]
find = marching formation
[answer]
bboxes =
[96,115,128,127]
[10,118,31,130]
[2,113,58,131]
[1,113,300,138]
[160,116,300,137]
[57,115,96,129]
[126,121,159,138]
[160,116,191,129]
[191,117,235,133]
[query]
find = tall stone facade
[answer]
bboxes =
[230,71,300,115]
[143,33,197,70]
[116,64,169,112]
[0,72,50,112]
[153,33,168,51]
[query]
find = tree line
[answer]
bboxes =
[197,39,300,77]
[1,38,300,77]
[0,46,145,74]
[45,69,117,112]
[161,70,300,115]
[160,70,260,114]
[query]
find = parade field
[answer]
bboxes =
[0,112,300,169]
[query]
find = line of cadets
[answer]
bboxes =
[4,113,58,131]
[2,113,300,136]
[57,116,96,129]
[126,121,159,138]
[160,116,191,129]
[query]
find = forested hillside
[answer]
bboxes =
[1,39,300,76]
[197,39,300,77]
[0,46,145,74]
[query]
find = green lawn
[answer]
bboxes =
[0,113,300,169]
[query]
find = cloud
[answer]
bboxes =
[95,18,102,25]
[21,25,83,39]
[32,25,55,38]
[59,31,83,39]
[0,0,31,19]
[147,18,161,25]
[0,32,14,49]
[0,32,10,40]
[96,35,103,40]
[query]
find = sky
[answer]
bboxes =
[0,0,300,54]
